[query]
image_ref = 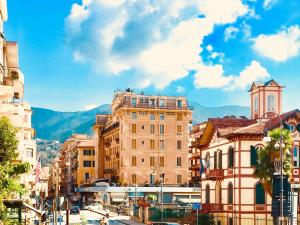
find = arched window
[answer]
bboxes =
[267,95,275,112]
[254,96,259,112]
[218,150,222,169]
[228,147,234,168]
[205,184,210,203]
[255,183,265,204]
[228,182,233,204]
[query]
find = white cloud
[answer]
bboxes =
[253,25,300,62]
[194,64,234,88]
[194,60,269,90]
[65,0,249,89]
[84,104,98,110]
[224,26,239,41]
[230,60,270,89]
[176,86,185,94]
[206,44,213,52]
[263,0,277,10]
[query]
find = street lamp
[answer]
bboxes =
[261,113,285,224]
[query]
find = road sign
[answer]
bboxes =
[192,203,201,210]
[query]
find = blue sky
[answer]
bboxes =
[4,0,300,111]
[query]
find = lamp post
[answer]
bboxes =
[261,113,285,224]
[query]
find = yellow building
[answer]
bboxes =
[57,134,95,196]
[94,90,193,185]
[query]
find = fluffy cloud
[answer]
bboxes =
[263,0,277,9]
[176,86,185,94]
[194,60,269,89]
[224,26,239,41]
[253,26,300,62]
[65,0,249,89]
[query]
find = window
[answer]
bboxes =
[177,100,182,108]
[84,150,92,156]
[228,147,234,168]
[92,161,95,167]
[150,140,155,149]
[177,125,182,134]
[218,150,222,169]
[85,172,90,180]
[26,148,33,158]
[131,156,137,166]
[159,157,165,166]
[132,124,137,133]
[205,152,210,168]
[150,124,155,134]
[293,146,299,167]
[159,113,165,120]
[150,99,155,107]
[254,96,259,112]
[250,145,258,166]
[159,99,165,107]
[177,157,182,167]
[132,139,137,149]
[92,150,95,155]
[177,174,182,184]
[132,112,137,119]
[177,140,182,150]
[150,113,155,120]
[132,98,137,106]
[132,174,137,184]
[228,218,233,225]
[228,182,233,204]
[267,95,275,112]
[159,140,165,150]
[159,124,165,134]
[255,183,265,204]
[83,161,92,167]
[150,156,155,167]
[150,174,155,184]
[205,184,210,203]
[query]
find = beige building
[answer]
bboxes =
[58,134,95,196]
[193,79,300,225]
[0,0,37,191]
[48,158,61,198]
[94,90,192,185]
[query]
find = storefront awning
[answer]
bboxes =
[176,198,201,204]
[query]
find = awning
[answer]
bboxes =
[111,198,127,203]
[111,193,127,202]
[176,198,201,204]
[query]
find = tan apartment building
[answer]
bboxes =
[94,90,192,185]
[58,134,95,196]
[48,158,61,198]
[0,0,37,193]
[191,79,300,225]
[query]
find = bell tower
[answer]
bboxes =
[249,79,284,119]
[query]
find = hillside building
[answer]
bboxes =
[191,79,300,225]
[93,90,192,185]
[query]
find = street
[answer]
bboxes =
[55,209,145,225]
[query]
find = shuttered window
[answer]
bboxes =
[255,183,265,204]
[250,145,257,166]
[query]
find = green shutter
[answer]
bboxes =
[250,146,257,166]
[255,183,265,204]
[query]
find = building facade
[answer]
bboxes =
[192,80,300,225]
[0,0,37,192]
[94,90,192,185]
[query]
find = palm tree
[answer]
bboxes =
[254,128,293,196]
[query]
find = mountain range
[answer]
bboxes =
[31,102,250,142]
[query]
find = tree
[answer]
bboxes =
[197,214,215,225]
[254,128,293,196]
[0,117,31,221]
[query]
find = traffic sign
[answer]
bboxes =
[192,203,201,210]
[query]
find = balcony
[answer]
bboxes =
[104,168,116,174]
[206,169,224,180]
[115,101,190,111]
[201,203,224,212]
[189,164,200,170]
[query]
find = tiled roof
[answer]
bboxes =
[264,109,300,130]
[208,117,256,129]
[77,140,95,147]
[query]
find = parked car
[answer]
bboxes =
[70,205,80,214]
[83,203,103,211]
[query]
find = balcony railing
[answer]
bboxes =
[201,203,224,212]
[206,169,224,180]
[104,168,116,174]
[115,101,191,111]
[189,164,200,170]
